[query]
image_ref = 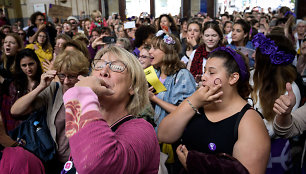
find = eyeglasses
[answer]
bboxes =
[36,18,45,21]
[57,74,78,81]
[18,33,25,35]
[70,22,77,24]
[92,59,126,72]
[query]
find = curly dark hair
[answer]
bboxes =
[13,49,43,96]
[134,25,157,48]
[30,11,45,27]
[157,14,178,34]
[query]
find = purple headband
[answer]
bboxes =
[284,11,296,18]
[211,47,248,81]
[252,33,295,65]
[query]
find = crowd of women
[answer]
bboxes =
[0,5,305,174]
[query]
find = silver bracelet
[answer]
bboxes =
[186,99,200,114]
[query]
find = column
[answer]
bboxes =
[150,0,155,18]
[119,0,126,21]
[182,0,191,18]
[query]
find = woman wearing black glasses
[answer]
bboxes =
[17,29,28,47]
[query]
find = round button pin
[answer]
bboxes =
[208,143,216,151]
[64,161,73,171]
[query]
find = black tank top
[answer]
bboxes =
[181,104,252,156]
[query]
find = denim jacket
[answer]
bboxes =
[154,68,196,132]
[227,41,255,68]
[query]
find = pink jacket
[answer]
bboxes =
[63,87,160,174]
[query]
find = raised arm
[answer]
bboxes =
[11,70,56,116]
[149,91,178,113]
[150,69,197,113]
[232,109,270,174]
[28,24,46,43]
[273,82,306,138]
[158,85,223,143]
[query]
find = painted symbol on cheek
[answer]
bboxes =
[214,78,222,85]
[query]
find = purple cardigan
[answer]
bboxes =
[63,87,160,174]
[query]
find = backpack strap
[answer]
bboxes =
[110,115,136,132]
[233,104,252,140]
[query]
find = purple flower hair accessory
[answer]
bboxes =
[211,47,248,82]
[163,35,175,45]
[155,30,176,45]
[252,33,295,65]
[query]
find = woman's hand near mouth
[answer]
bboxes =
[75,75,114,96]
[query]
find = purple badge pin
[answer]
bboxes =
[208,143,216,151]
